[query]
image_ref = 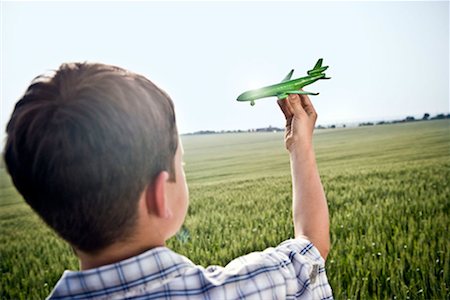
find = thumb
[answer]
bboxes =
[288,94,306,117]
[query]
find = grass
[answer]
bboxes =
[1,119,449,299]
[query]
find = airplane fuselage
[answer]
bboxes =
[236,73,326,102]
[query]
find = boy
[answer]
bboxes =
[4,62,333,299]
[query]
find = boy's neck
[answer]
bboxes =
[77,186,175,270]
[77,239,165,270]
[77,213,167,270]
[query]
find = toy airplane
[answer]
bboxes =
[237,58,330,106]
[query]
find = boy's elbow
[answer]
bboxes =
[318,242,330,261]
[296,231,330,261]
[317,233,331,261]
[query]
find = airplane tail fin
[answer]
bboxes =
[307,58,329,76]
[314,58,323,69]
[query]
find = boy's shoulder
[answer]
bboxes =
[48,238,332,300]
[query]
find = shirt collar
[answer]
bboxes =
[48,247,194,299]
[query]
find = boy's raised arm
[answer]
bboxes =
[277,94,330,260]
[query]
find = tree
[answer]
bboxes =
[422,113,430,120]
[431,114,446,120]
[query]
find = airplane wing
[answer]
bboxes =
[285,90,319,96]
[277,90,319,99]
[281,69,294,82]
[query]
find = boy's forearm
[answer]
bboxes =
[290,143,330,259]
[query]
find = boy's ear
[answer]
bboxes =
[144,171,172,219]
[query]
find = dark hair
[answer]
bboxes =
[4,62,178,252]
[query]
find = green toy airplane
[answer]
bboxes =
[237,58,330,106]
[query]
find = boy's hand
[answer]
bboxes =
[277,94,317,152]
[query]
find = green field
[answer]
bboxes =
[1,120,449,299]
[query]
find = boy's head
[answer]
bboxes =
[4,62,183,253]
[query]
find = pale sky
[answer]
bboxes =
[1,1,449,139]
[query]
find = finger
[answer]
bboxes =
[288,94,307,117]
[277,98,293,119]
[298,94,316,116]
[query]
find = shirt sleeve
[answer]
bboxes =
[272,238,333,299]
[208,237,333,299]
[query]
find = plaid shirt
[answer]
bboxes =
[48,238,333,299]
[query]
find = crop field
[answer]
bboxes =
[1,119,449,299]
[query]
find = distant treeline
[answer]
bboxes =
[185,113,450,135]
[185,125,284,136]
[357,113,450,127]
